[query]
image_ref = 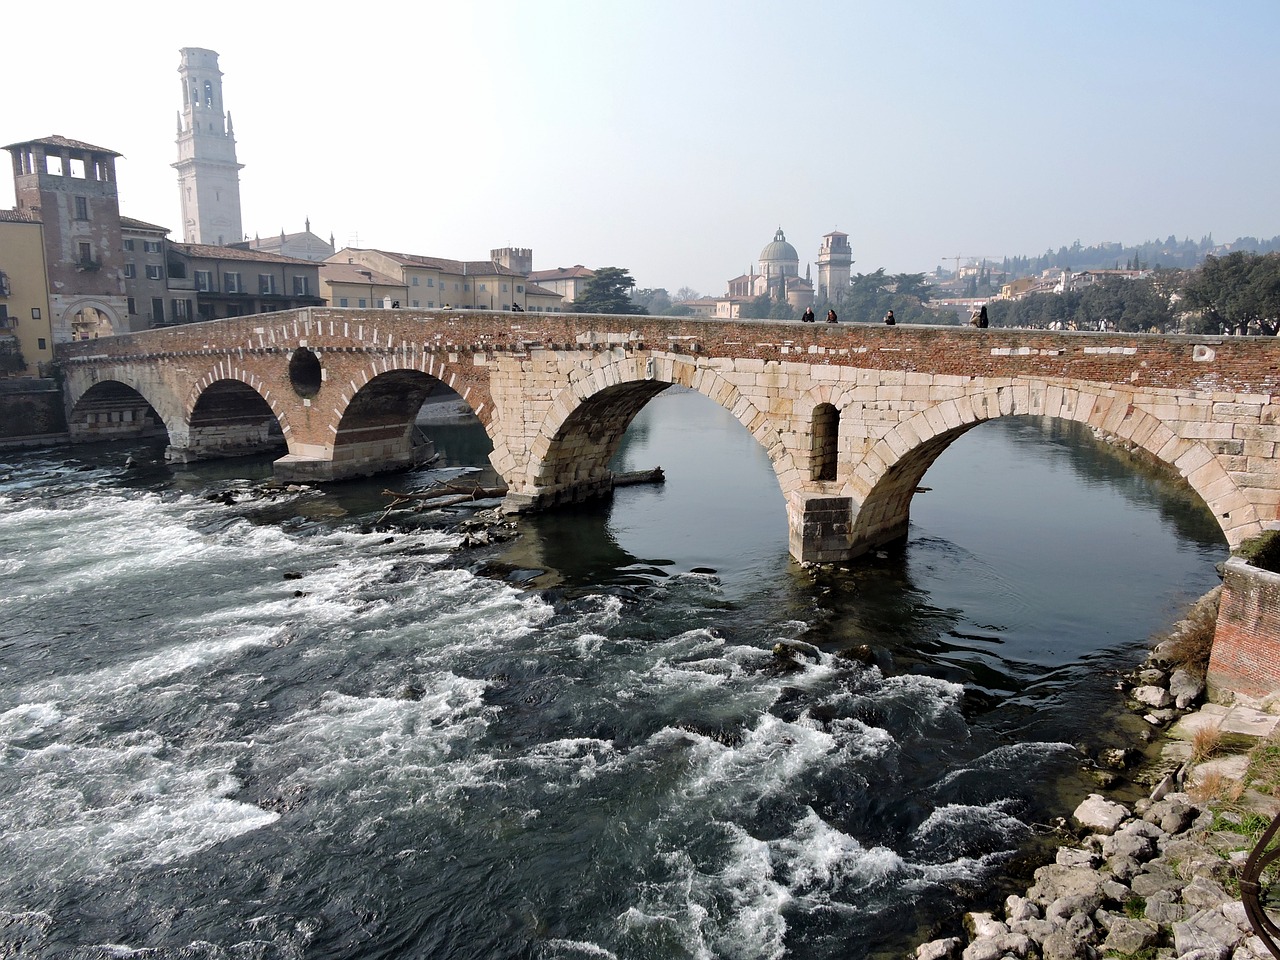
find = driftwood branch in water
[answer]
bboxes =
[375,467,664,525]
[612,467,665,487]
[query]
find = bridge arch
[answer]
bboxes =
[854,380,1262,553]
[65,378,169,444]
[499,350,796,511]
[178,372,287,462]
[326,367,481,480]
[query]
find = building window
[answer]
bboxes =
[143,240,161,254]
[172,298,191,321]
[411,300,420,308]
[463,283,470,292]
[31,308,41,320]
[224,272,242,293]
[78,242,92,262]
[123,238,135,251]
[501,283,508,292]
[479,283,487,292]
[292,276,309,296]
[411,277,419,286]
[127,298,135,315]
[74,196,89,220]
[123,263,136,279]
[357,298,367,308]
[517,284,524,293]
[427,278,434,287]
[428,301,435,308]
[38,338,47,350]
[146,264,163,280]
[152,298,164,323]
[339,297,349,307]
[258,274,276,295]
[195,270,213,291]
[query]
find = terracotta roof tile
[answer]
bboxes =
[173,242,316,266]
[2,134,122,156]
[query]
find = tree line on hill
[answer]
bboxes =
[1002,233,1280,277]
[986,251,1280,334]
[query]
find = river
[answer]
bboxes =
[0,386,1225,959]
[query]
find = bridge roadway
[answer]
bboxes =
[56,307,1280,564]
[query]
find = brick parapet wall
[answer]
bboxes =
[1207,558,1280,701]
[56,309,1280,395]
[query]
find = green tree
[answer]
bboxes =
[1181,252,1280,335]
[575,267,641,314]
[739,294,774,319]
[631,288,672,315]
[891,272,931,302]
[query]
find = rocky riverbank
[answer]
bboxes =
[914,590,1280,960]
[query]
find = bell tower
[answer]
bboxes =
[817,231,853,303]
[173,48,244,246]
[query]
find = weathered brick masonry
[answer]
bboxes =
[1208,559,1280,701]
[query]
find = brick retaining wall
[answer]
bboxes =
[1208,557,1280,701]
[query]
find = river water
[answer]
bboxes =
[0,386,1225,960]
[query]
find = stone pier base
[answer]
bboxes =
[788,493,856,564]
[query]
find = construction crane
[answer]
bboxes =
[942,254,994,278]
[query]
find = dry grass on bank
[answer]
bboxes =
[1161,596,1218,679]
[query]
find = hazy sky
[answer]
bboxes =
[5,1,1277,296]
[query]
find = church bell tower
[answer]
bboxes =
[173,48,244,246]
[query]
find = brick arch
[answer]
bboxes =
[180,369,289,460]
[333,368,460,458]
[504,351,792,507]
[854,380,1259,551]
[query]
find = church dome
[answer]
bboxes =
[759,227,798,265]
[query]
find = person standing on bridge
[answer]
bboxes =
[801,306,816,323]
[883,310,896,325]
[826,309,838,323]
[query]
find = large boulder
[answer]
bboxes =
[1073,794,1129,835]
[917,937,962,960]
[1103,917,1160,954]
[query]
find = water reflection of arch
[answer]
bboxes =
[854,380,1260,552]
[509,354,797,508]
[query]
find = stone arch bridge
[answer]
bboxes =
[56,307,1280,564]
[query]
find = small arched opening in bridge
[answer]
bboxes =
[68,380,167,444]
[186,379,286,461]
[520,383,789,584]
[810,403,839,482]
[332,370,490,481]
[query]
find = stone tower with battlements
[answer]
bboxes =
[173,48,244,246]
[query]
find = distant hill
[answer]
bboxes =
[999,234,1280,278]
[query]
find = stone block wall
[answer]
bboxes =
[0,378,68,442]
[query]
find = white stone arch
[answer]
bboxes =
[58,296,126,341]
[856,378,1260,551]
[63,364,182,442]
[788,382,864,489]
[503,349,796,506]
